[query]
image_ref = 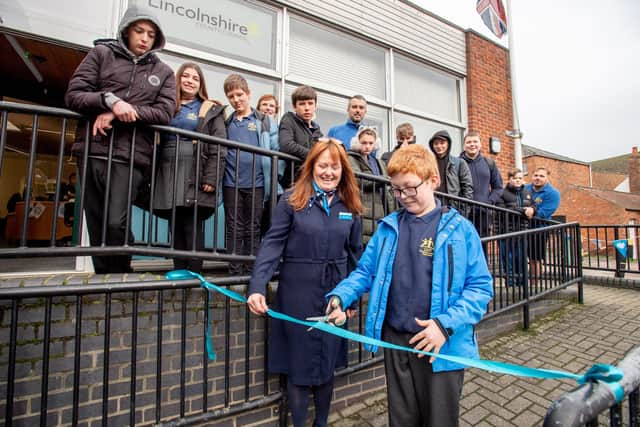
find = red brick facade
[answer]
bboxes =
[522,156,590,219]
[465,31,515,176]
[592,171,627,191]
[562,188,637,225]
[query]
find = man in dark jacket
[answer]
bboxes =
[278,85,323,188]
[428,130,473,199]
[65,6,175,273]
[460,130,503,238]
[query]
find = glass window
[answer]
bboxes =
[392,112,463,155]
[394,55,460,121]
[0,0,114,46]
[288,17,386,100]
[159,53,279,108]
[284,85,389,150]
[133,0,279,69]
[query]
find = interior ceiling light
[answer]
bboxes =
[7,120,21,132]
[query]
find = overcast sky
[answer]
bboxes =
[411,0,640,162]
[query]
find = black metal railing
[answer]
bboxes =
[0,276,383,426]
[543,346,640,427]
[581,224,640,277]
[0,100,585,425]
[481,221,583,328]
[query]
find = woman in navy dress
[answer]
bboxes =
[153,62,226,272]
[247,139,363,427]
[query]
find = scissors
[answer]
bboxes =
[306,315,330,331]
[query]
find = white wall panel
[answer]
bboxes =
[277,0,467,75]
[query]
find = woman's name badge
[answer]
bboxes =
[338,212,352,220]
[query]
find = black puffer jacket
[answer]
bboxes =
[278,111,323,188]
[65,6,176,168]
[495,183,535,232]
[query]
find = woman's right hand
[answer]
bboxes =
[247,293,268,315]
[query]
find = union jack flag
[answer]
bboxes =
[476,0,508,38]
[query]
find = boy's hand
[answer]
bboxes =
[112,100,138,122]
[247,293,268,315]
[93,112,115,136]
[325,296,346,326]
[409,318,446,363]
[524,207,534,219]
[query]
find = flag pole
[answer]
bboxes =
[506,0,523,169]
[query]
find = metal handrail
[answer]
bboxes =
[543,346,640,427]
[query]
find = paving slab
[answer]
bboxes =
[331,284,640,426]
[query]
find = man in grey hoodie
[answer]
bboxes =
[65,6,175,273]
[428,130,473,199]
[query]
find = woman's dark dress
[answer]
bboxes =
[248,193,362,386]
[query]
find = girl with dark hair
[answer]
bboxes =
[246,138,363,427]
[153,62,226,272]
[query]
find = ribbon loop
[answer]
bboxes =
[167,270,626,404]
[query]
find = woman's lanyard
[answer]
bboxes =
[309,181,337,216]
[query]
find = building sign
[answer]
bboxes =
[134,0,277,69]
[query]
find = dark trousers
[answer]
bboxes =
[82,159,143,274]
[470,206,491,238]
[382,323,464,427]
[286,376,334,427]
[499,240,526,286]
[171,207,206,273]
[223,187,264,275]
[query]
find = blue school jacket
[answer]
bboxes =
[328,207,493,372]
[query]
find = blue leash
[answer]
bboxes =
[166,270,625,403]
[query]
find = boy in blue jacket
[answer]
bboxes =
[326,144,493,427]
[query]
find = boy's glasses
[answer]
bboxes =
[389,181,424,198]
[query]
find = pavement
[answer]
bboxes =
[329,283,640,426]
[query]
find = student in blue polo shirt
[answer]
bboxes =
[223,74,280,275]
[326,144,493,427]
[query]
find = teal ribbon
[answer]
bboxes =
[166,270,626,403]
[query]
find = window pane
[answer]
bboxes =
[159,53,279,108]
[284,86,389,150]
[394,55,460,121]
[392,112,462,155]
[288,17,386,99]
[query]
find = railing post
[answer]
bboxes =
[614,227,626,278]
[577,225,584,305]
[520,233,530,329]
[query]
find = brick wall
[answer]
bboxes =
[465,31,515,177]
[0,270,580,426]
[0,283,385,426]
[629,147,640,193]
[523,156,591,219]
[592,171,627,191]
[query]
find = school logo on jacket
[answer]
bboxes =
[420,238,434,257]
[247,122,257,131]
[148,75,161,86]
